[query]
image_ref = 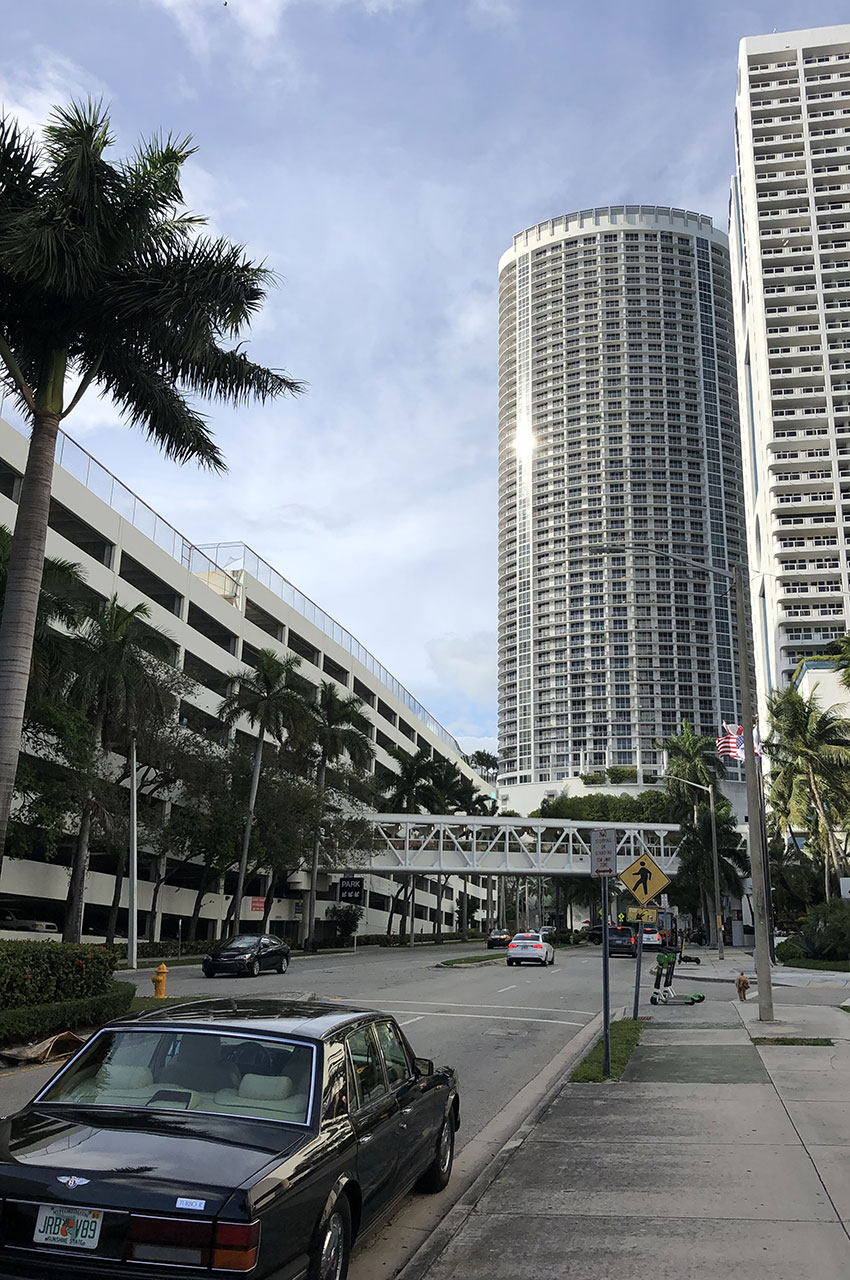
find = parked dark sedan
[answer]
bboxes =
[0,998,459,1280]
[202,934,291,978]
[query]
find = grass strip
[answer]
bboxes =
[570,1018,646,1082]
[441,954,502,966]
[779,957,850,972]
[752,1036,833,1046]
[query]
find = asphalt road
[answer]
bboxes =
[0,944,844,1278]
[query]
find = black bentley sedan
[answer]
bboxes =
[202,934,291,978]
[0,998,460,1280]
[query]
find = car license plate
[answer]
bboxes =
[34,1205,103,1250]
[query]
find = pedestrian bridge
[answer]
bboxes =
[353,815,680,876]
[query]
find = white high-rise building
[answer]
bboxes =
[731,24,850,710]
[498,207,745,810]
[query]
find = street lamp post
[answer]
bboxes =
[599,539,773,1019]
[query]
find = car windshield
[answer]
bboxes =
[221,936,259,951]
[40,1029,316,1125]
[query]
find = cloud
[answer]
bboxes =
[149,0,422,65]
[467,0,516,23]
[0,50,106,135]
[426,632,497,706]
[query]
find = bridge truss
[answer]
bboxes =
[354,815,680,876]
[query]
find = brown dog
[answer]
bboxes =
[735,971,750,1002]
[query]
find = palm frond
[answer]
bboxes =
[95,346,224,470]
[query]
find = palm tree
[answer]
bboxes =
[0,523,86,700]
[383,745,434,814]
[765,685,850,894]
[671,803,749,934]
[0,101,302,871]
[661,720,726,821]
[219,650,311,930]
[302,682,373,948]
[64,596,176,942]
[469,750,499,780]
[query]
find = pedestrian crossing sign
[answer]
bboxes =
[621,851,670,906]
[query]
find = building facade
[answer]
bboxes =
[497,206,746,807]
[0,416,493,941]
[730,24,850,713]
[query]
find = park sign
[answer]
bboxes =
[590,828,617,877]
[621,851,670,906]
[338,876,365,906]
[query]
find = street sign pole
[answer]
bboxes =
[632,920,644,1021]
[601,874,611,1077]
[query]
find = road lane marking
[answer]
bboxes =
[398,1016,425,1027]
[381,1009,584,1027]
[348,998,596,1016]
[497,985,517,993]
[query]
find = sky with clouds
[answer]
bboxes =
[0,0,847,755]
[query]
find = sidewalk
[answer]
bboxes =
[672,945,850,989]
[400,997,850,1280]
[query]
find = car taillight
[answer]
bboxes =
[631,936,636,945]
[128,1215,214,1267]
[532,944,543,949]
[213,1221,261,1272]
[508,942,516,948]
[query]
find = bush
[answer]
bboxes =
[606,766,637,784]
[792,901,850,962]
[776,937,805,963]
[109,939,215,960]
[580,773,607,786]
[0,940,116,1010]
[0,980,135,1049]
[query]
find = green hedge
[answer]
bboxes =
[0,940,116,1010]
[0,980,135,1049]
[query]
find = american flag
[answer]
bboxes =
[716,721,760,761]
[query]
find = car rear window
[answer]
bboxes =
[512,934,538,941]
[39,1029,316,1125]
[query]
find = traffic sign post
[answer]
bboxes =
[591,829,615,1077]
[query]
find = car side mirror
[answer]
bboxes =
[415,1057,434,1077]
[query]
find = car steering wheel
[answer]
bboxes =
[228,1042,272,1075]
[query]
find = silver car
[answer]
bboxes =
[506,932,556,967]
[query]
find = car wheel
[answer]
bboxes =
[309,1195,351,1280]
[248,959,260,978]
[202,969,214,979]
[506,959,514,966]
[418,1113,455,1193]
[278,954,289,974]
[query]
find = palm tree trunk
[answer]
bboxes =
[105,847,127,947]
[808,769,842,890]
[0,407,63,878]
[262,871,279,933]
[64,704,106,944]
[386,880,405,937]
[435,875,444,943]
[304,752,327,949]
[187,867,213,942]
[232,726,264,932]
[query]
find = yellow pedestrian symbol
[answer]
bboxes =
[621,851,670,906]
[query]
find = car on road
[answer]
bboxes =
[203,933,291,978]
[640,926,664,949]
[608,925,638,957]
[486,929,512,949]
[0,997,460,1280]
[506,932,556,966]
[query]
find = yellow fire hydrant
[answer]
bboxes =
[151,963,168,999]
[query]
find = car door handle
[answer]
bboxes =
[358,1133,374,1145]
[400,1106,413,1115]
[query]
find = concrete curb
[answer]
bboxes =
[392,1006,614,1280]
